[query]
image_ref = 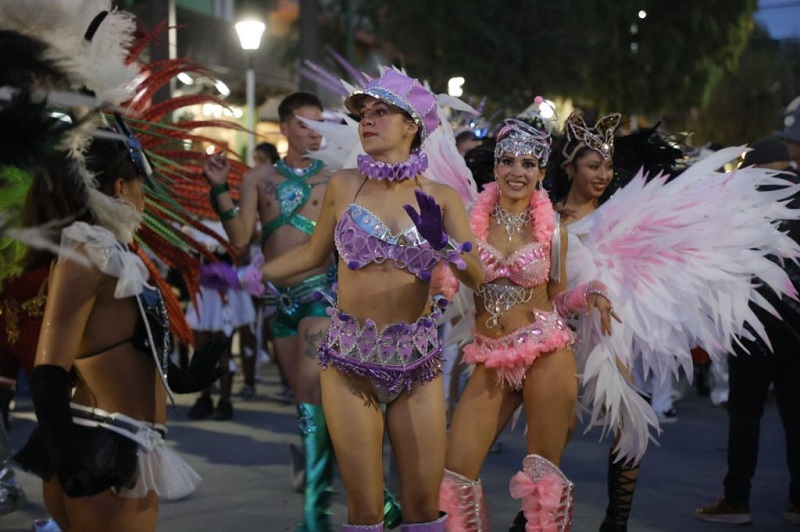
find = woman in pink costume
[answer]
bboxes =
[258,70,484,530]
[439,118,617,531]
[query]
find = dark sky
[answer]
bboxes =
[756,0,800,40]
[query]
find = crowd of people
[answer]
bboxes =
[2,5,800,532]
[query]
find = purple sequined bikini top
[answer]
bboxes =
[335,203,441,280]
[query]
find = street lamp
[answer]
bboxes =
[235,19,266,166]
[448,76,465,98]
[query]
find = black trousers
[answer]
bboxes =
[724,321,800,506]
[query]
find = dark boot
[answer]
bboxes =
[187,394,214,419]
[599,450,639,532]
[296,403,334,532]
[508,510,526,531]
[694,361,711,397]
[213,398,233,420]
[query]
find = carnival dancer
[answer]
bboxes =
[0,2,278,528]
[439,117,617,531]
[202,90,404,529]
[254,70,483,530]
[13,125,229,531]
[550,111,654,532]
[543,110,800,531]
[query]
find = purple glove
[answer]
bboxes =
[237,264,266,297]
[199,262,266,297]
[199,262,239,292]
[403,189,448,249]
[239,252,266,297]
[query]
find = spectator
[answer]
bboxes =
[775,96,800,171]
[254,142,280,166]
[696,137,800,526]
[455,130,483,156]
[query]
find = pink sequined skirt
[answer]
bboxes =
[463,310,574,390]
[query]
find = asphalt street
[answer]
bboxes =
[1,362,795,531]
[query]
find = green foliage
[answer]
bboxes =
[684,27,800,145]
[0,166,34,280]
[277,0,378,82]
[370,0,757,115]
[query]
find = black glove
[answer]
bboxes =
[168,335,228,394]
[29,365,125,497]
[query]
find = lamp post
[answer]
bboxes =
[447,76,465,98]
[235,19,266,166]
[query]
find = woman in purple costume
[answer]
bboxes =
[438,116,617,531]
[260,71,483,530]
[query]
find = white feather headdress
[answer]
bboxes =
[0,0,143,242]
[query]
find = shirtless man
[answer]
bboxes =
[204,92,338,530]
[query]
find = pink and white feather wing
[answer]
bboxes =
[569,146,800,462]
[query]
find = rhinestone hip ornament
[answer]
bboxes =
[491,204,532,240]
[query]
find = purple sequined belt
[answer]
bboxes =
[317,306,444,398]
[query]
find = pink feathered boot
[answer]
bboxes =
[438,468,490,531]
[509,454,574,532]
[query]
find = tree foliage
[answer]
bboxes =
[681,26,800,145]
[369,0,757,116]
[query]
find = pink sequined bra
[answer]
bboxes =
[335,203,441,280]
[478,240,550,288]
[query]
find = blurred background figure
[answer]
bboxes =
[186,220,257,421]
[696,137,800,526]
[254,142,280,166]
[0,376,26,516]
[775,96,800,172]
[455,130,483,157]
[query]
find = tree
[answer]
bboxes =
[680,26,800,145]
[369,0,757,116]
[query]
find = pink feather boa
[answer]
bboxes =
[432,183,557,300]
[430,262,460,301]
[470,182,556,256]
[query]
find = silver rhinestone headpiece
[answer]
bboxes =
[494,118,552,168]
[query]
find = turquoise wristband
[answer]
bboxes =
[219,208,238,222]
[210,182,229,196]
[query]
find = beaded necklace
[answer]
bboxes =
[275,158,324,180]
